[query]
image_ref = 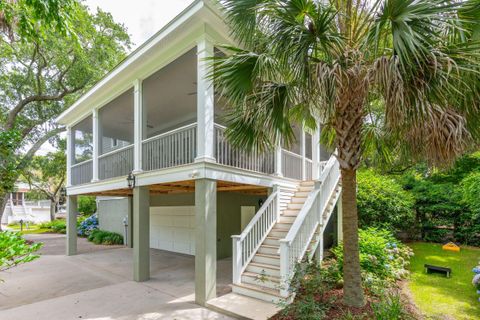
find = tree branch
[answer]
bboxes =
[19,127,66,170]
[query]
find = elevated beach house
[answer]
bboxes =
[57,0,343,307]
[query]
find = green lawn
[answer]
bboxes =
[408,242,480,320]
[7,224,51,234]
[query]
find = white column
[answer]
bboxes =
[133,79,144,173]
[195,38,216,163]
[312,128,321,180]
[195,178,217,305]
[301,129,306,180]
[274,139,283,176]
[66,195,77,256]
[66,127,73,186]
[337,191,343,244]
[92,109,99,182]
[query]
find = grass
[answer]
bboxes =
[7,224,51,234]
[408,242,480,320]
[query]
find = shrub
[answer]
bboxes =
[333,228,413,285]
[357,169,415,232]
[77,214,98,236]
[39,219,66,233]
[78,196,96,215]
[87,230,123,245]
[0,231,42,271]
[372,294,412,320]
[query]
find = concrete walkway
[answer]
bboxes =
[0,234,233,320]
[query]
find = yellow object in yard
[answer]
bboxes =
[442,242,460,252]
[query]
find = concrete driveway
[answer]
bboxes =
[0,234,234,320]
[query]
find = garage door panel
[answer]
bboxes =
[149,206,195,255]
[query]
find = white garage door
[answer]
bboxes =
[149,206,195,255]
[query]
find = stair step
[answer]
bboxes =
[287,203,303,210]
[269,228,289,238]
[300,181,314,186]
[253,253,280,266]
[246,262,280,277]
[241,272,280,290]
[291,197,307,204]
[298,186,313,192]
[258,244,280,255]
[231,283,284,303]
[294,191,310,197]
[275,222,293,229]
[264,237,281,246]
[279,216,296,223]
[282,209,300,217]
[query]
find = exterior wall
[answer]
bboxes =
[97,197,130,237]
[96,190,267,259]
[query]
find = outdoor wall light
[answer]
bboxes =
[60,187,67,198]
[127,172,136,189]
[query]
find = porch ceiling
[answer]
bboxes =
[82,180,268,197]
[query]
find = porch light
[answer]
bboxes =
[60,187,67,198]
[127,172,136,189]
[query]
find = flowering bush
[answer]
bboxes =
[333,228,414,284]
[77,214,98,236]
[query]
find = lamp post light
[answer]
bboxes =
[127,172,136,190]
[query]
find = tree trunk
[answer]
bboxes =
[0,192,8,231]
[341,168,365,307]
[50,200,56,221]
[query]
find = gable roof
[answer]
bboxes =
[57,0,229,126]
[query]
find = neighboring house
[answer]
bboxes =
[1,182,52,225]
[57,0,343,308]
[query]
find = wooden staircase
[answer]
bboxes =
[232,181,317,302]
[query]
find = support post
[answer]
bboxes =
[133,79,144,173]
[272,184,280,221]
[301,129,306,180]
[279,240,290,297]
[312,128,320,180]
[133,186,150,282]
[232,235,242,284]
[337,191,343,245]
[195,179,217,305]
[127,196,133,248]
[274,139,283,177]
[92,109,100,182]
[66,195,77,256]
[195,38,215,163]
[66,127,73,186]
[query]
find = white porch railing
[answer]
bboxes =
[278,154,340,297]
[305,159,313,180]
[99,144,134,180]
[142,123,197,171]
[215,124,275,174]
[231,189,279,284]
[282,150,303,180]
[71,160,93,186]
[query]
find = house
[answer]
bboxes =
[56,0,343,309]
[1,182,52,225]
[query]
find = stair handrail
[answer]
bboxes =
[278,153,340,297]
[232,187,280,284]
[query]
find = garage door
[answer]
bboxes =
[149,206,195,255]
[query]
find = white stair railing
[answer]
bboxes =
[279,154,341,297]
[232,187,280,284]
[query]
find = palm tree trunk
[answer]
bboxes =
[341,168,365,307]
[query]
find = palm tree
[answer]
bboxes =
[211,0,480,307]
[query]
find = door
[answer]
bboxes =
[149,206,195,255]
